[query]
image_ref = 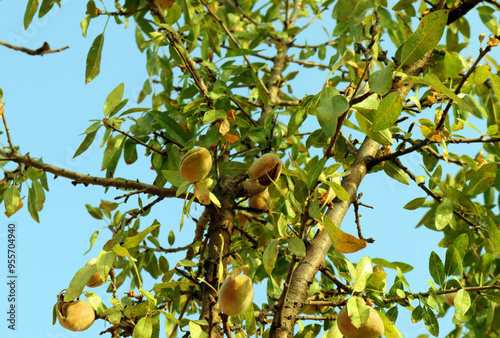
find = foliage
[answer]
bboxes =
[2,0,500,337]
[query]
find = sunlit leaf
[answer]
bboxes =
[400,10,448,68]
[322,216,367,253]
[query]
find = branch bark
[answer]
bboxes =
[0,148,182,198]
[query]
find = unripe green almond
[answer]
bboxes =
[179,147,213,183]
[248,188,272,212]
[57,300,95,332]
[85,258,105,288]
[337,306,384,338]
[248,153,282,186]
[219,274,254,316]
[445,292,456,306]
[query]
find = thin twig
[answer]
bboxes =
[201,0,269,96]
[0,103,15,153]
[0,40,69,56]
[103,119,170,156]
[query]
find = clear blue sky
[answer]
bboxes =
[0,1,490,337]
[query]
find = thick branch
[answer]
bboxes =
[0,148,182,198]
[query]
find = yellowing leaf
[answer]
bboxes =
[223,133,240,143]
[322,217,367,253]
[218,118,230,135]
[194,181,211,205]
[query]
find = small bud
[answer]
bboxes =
[248,153,282,186]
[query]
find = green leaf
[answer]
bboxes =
[335,0,375,20]
[423,306,439,337]
[454,289,471,321]
[317,90,348,138]
[85,204,104,220]
[325,179,349,201]
[353,256,373,293]
[64,265,95,301]
[490,73,500,101]
[355,111,393,146]
[83,230,100,255]
[288,236,306,257]
[443,51,463,79]
[123,223,161,249]
[81,16,91,38]
[73,129,98,158]
[467,162,497,196]
[27,185,40,223]
[444,246,462,279]
[150,111,188,146]
[371,92,403,131]
[288,94,321,136]
[133,317,153,338]
[189,321,208,338]
[24,0,40,29]
[346,296,370,329]
[400,10,448,68]
[39,0,60,18]
[82,291,107,315]
[85,33,104,84]
[422,73,473,112]
[263,239,278,275]
[123,138,138,165]
[104,83,124,116]
[476,253,491,286]
[485,216,500,251]
[97,250,116,282]
[368,63,395,96]
[4,186,21,217]
[403,197,426,210]
[306,157,326,190]
[371,258,413,273]
[383,160,410,185]
[429,251,445,286]
[435,197,453,230]
[244,304,256,335]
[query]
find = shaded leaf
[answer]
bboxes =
[288,236,306,257]
[467,162,497,196]
[263,239,279,275]
[85,33,104,84]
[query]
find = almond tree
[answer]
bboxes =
[2,0,500,337]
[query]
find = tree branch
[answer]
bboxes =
[0,148,184,199]
[0,40,69,56]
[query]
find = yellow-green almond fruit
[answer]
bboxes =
[179,147,213,183]
[57,300,95,332]
[219,274,254,316]
[445,292,457,306]
[85,258,105,288]
[248,153,282,186]
[248,188,272,212]
[337,306,384,338]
